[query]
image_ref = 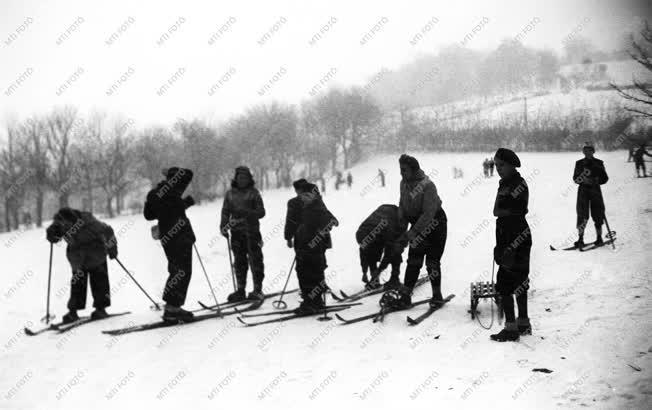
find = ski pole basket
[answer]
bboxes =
[469,281,501,319]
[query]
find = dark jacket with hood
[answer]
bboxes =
[144,167,196,245]
[46,208,117,270]
[220,167,266,234]
[289,184,337,252]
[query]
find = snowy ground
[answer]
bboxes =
[1,151,651,409]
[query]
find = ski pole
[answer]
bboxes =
[272,257,296,310]
[603,215,616,250]
[317,291,332,322]
[194,244,222,317]
[226,236,237,292]
[114,258,161,310]
[41,243,55,324]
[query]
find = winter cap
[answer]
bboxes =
[582,141,595,152]
[399,154,421,172]
[163,167,181,180]
[292,178,310,192]
[234,166,253,179]
[494,148,521,168]
[56,207,82,223]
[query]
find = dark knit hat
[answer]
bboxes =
[234,166,253,178]
[494,148,521,167]
[163,166,181,180]
[399,154,420,171]
[56,207,82,223]
[582,141,595,152]
[292,178,310,192]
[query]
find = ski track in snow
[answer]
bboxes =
[1,152,650,409]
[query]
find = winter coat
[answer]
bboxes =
[46,210,117,270]
[573,158,608,187]
[144,168,196,246]
[398,168,444,240]
[493,171,531,272]
[291,192,337,252]
[220,186,266,234]
[356,204,404,271]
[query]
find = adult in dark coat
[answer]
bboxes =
[394,154,448,308]
[46,207,117,323]
[220,166,266,302]
[633,144,651,177]
[144,167,196,321]
[285,179,338,312]
[356,204,404,290]
[573,143,609,247]
[489,148,532,342]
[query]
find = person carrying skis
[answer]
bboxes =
[220,166,266,302]
[45,207,117,323]
[390,154,448,309]
[284,179,338,313]
[356,204,404,290]
[144,167,196,322]
[489,148,532,342]
[633,144,651,177]
[573,143,609,247]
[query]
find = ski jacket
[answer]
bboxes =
[493,172,531,272]
[220,186,265,234]
[46,210,117,270]
[356,204,404,271]
[290,191,337,252]
[573,158,608,187]
[398,169,444,240]
[144,168,196,246]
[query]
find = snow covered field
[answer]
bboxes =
[1,151,650,409]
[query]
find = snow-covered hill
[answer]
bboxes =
[1,151,651,409]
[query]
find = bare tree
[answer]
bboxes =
[19,116,49,226]
[0,125,29,230]
[45,107,81,208]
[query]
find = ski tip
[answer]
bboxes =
[339,291,349,299]
[24,327,35,336]
[236,316,249,326]
[406,317,417,325]
[549,245,556,251]
[334,313,347,322]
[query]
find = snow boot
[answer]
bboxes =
[490,322,520,342]
[365,276,382,290]
[227,288,246,303]
[247,289,265,301]
[91,308,108,320]
[62,310,79,324]
[296,296,324,315]
[517,317,532,335]
[573,237,584,248]
[163,305,194,322]
[594,225,604,246]
[383,275,401,291]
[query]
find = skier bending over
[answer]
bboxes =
[220,166,266,302]
[490,148,532,342]
[46,207,118,323]
[144,167,196,322]
[573,143,609,248]
[284,179,338,313]
[356,204,404,290]
[391,154,448,309]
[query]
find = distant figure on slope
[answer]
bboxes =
[628,145,635,162]
[482,158,489,177]
[284,179,338,313]
[378,168,386,187]
[334,171,343,190]
[633,144,652,177]
[489,148,532,342]
[488,158,495,177]
[573,143,609,248]
[46,207,118,323]
[220,166,266,303]
[144,167,196,322]
[356,204,405,290]
[346,172,353,188]
[389,154,448,309]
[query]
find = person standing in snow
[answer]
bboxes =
[220,166,266,302]
[284,179,338,313]
[633,144,651,177]
[356,204,405,290]
[378,168,386,187]
[489,148,532,342]
[573,143,609,247]
[489,158,495,177]
[46,207,117,323]
[390,154,448,309]
[346,172,353,188]
[144,167,196,321]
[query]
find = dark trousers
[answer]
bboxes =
[295,250,327,302]
[404,212,447,294]
[67,261,111,311]
[576,185,605,230]
[162,241,193,306]
[231,230,265,291]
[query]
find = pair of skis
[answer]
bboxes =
[24,311,131,336]
[331,276,429,302]
[549,237,616,252]
[335,294,454,325]
[193,288,299,312]
[235,302,363,327]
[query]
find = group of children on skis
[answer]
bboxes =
[44,143,612,342]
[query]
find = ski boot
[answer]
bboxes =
[62,310,79,324]
[517,317,532,335]
[163,305,194,322]
[490,322,520,342]
[383,275,401,291]
[365,276,382,290]
[247,289,265,301]
[573,237,584,249]
[227,288,246,303]
[381,287,411,310]
[91,308,109,320]
[296,296,324,316]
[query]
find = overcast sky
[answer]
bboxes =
[0,0,649,129]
